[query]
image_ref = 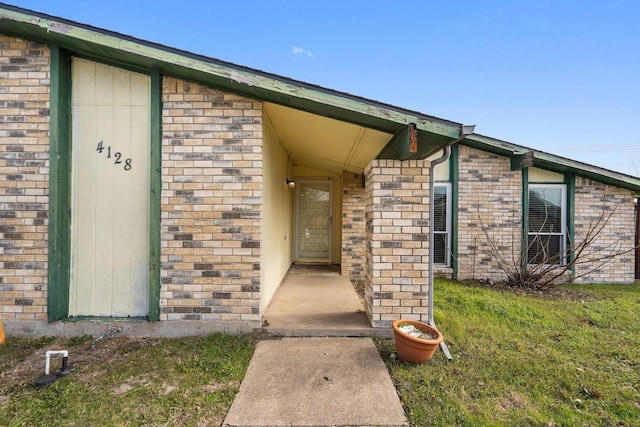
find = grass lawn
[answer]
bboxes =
[0,333,255,426]
[376,279,640,426]
[1,279,639,426]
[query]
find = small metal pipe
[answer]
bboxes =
[428,145,450,326]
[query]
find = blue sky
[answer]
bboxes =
[7,1,640,176]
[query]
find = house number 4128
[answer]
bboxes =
[96,140,132,171]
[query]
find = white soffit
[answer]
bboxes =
[264,103,392,175]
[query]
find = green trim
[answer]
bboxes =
[377,126,454,161]
[528,181,565,185]
[47,44,72,321]
[521,168,529,274]
[148,69,162,321]
[47,52,162,321]
[0,5,461,139]
[463,134,640,195]
[510,152,534,171]
[450,144,459,277]
[378,125,409,159]
[565,173,576,276]
[462,135,515,158]
[72,51,151,77]
[530,155,640,193]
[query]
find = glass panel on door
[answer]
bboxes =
[296,181,332,261]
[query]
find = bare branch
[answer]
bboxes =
[473,188,635,291]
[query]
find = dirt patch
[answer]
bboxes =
[496,391,528,412]
[203,380,236,393]
[0,333,255,426]
[0,335,155,389]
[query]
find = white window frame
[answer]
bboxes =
[433,183,452,267]
[527,184,566,265]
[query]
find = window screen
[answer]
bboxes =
[433,185,450,266]
[527,186,565,264]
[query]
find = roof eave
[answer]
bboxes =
[0,3,462,140]
[464,134,640,195]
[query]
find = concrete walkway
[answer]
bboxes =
[223,337,408,427]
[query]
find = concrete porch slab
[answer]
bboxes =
[223,337,409,427]
[263,265,392,337]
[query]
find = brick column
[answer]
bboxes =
[365,159,430,327]
[341,171,366,283]
[161,77,262,327]
[0,36,50,322]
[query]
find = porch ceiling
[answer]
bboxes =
[264,103,393,175]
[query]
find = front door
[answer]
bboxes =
[69,58,150,317]
[295,180,333,263]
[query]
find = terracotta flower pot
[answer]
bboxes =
[392,320,443,364]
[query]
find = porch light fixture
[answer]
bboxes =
[287,179,296,189]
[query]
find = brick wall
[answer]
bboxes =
[573,177,635,283]
[365,159,430,327]
[341,171,366,283]
[456,145,636,284]
[0,36,50,321]
[457,145,522,282]
[161,77,262,325]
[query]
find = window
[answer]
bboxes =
[527,185,566,264]
[433,184,452,266]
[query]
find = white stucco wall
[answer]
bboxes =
[261,114,295,311]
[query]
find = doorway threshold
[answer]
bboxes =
[293,259,333,265]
